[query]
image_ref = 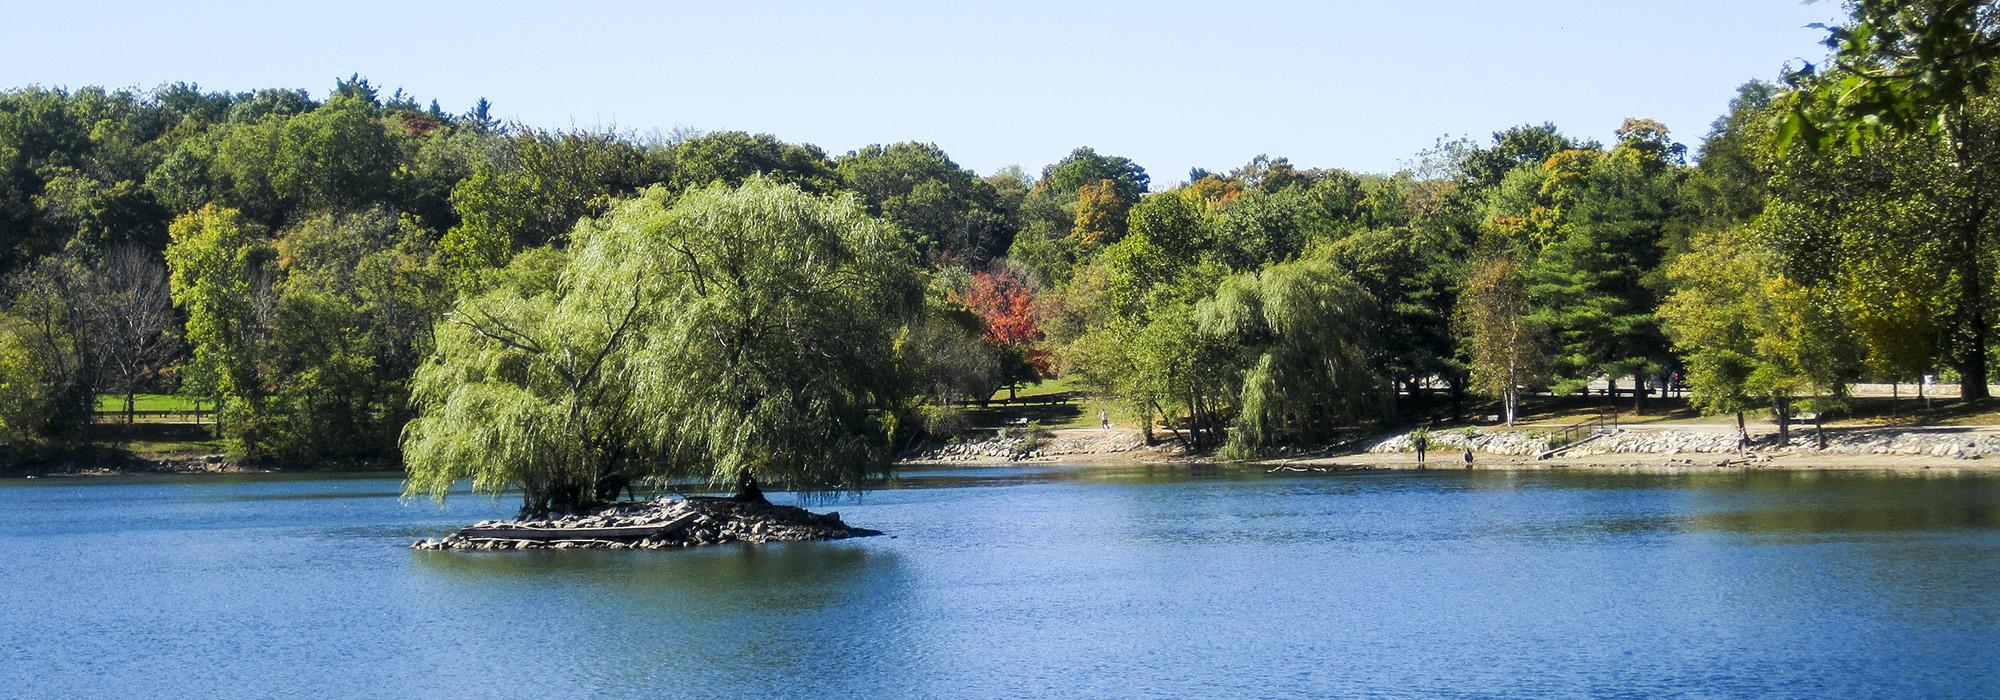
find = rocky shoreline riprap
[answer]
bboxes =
[1368,426,2000,460]
[908,427,1157,462]
[411,497,881,551]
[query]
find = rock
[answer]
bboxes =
[413,496,882,552]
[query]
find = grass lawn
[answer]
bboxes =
[1838,396,2000,427]
[987,374,1084,402]
[94,393,206,413]
[964,377,1141,430]
[109,438,226,457]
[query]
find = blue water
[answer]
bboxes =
[3,466,1998,698]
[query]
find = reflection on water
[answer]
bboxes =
[3,466,2000,698]
[414,543,889,613]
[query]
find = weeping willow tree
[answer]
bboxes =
[1200,255,1384,455]
[403,177,920,514]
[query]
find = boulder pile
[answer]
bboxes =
[1586,431,1745,455]
[1574,428,1997,458]
[1368,428,1550,456]
[1368,426,1997,460]
[411,497,881,551]
[910,428,1152,462]
[1801,429,1998,459]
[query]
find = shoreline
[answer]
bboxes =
[918,448,2000,476]
[1,454,395,479]
[14,425,2000,479]
[908,426,2000,475]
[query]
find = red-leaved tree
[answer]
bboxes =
[960,268,1047,400]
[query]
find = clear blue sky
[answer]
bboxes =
[2,0,1839,184]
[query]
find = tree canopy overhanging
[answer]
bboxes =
[401,179,920,513]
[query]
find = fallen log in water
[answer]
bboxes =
[455,512,699,541]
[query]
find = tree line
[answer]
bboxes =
[0,2,1995,504]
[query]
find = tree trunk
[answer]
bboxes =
[1149,399,1184,447]
[1736,410,1748,452]
[1195,392,1220,447]
[1450,374,1465,422]
[125,391,136,425]
[1633,374,1645,415]
[1955,245,1990,399]
[1386,377,1400,420]
[731,474,768,505]
[1947,121,1991,401]
[1185,391,1203,452]
[1892,381,1898,417]
[1775,397,1791,445]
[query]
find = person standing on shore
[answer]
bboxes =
[1463,449,1474,469]
[1099,409,1110,430]
[1414,431,1428,467]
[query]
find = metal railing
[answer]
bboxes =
[1550,407,1618,449]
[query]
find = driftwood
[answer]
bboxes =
[455,512,699,541]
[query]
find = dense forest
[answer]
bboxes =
[2,2,1997,505]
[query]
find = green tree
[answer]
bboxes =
[1008,148,1151,284]
[1127,189,1215,263]
[1512,120,1689,407]
[1759,100,1974,401]
[0,311,57,450]
[1685,81,1779,230]
[835,142,1011,263]
[1659,227,1861,443]
[1212,188,1306,270]
[1781,0,2000,396]
[165,205,274,457]
[1201,255,1383,454]
[666,130,837,194]
[267,208,449,458]
[208,115,290,226]
[404,178,919,514]
[899,292,1001,436]
[1457,254,1545,425]
[1039,146,1149,203]
[0,87,95,272]
[271,94,399,213]
[4,257,100,444]
[1457,123,1590,195]
[441,129,648,278]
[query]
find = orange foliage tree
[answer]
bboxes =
[960,268,1048,400]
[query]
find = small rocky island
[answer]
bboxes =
[412,497,881,551]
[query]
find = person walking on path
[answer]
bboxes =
[1099,409,1110,430]
[1414,431,1428,467]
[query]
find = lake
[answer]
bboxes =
[3,465,1998,698]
